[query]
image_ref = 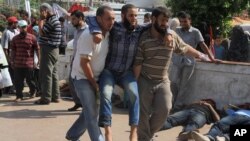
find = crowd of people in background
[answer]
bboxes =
[0,1,250,141]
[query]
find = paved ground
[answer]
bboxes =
[0,94,211,141]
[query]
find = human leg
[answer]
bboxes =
[149,80,172,136]
[138,76,154,141]
[183,110,207,132]
[207,114,250,140]
[14,68,25,100]
[38,46,54,100]
[160,109,190,131]
[120,71,139,141]
[25,68,36,97]
[51,59,60,101]
[98,69,115,141]
[36,46,59,104]
[68,77,82,111]
[67,79,104,141]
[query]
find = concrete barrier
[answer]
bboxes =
[58,49,250,110]
[174,61,250,110]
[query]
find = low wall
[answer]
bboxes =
[174,61,250,110]
[58,50,250,110]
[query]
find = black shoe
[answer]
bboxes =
[51,98,60,103]
[29,90,37,98]
[68,104,82,111]
[34,98,50,105]
[35,91,42,97]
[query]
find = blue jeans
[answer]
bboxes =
[207,114,250,141]
[161,109,207,132]
[98,69,139,126]
[66,78,104,141]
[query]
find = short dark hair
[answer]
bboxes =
[59,17,65,23]
[177,11,191,19]
[144,13,151,19]
[96,5,113,17]
[213,34,222,39]
[151,6,172,18]
[201,99,217,110]
[121,4,137,15]
[71,10,85,20]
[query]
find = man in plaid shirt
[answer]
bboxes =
[11,20,40,102]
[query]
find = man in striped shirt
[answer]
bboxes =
[11,20,40,102]
[133,7,209,141]
[34,3,62,105]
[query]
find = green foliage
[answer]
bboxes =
[18,0,40,10]
[0,0,40,32]
[167,0,249,37]
[0,4,19,32]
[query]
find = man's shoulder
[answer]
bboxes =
[47,15,60,24]
[139,28,152,43]
[27,33,36,39]
[12,34,20,40]
[4,29,13,35]
[78,27,93,42]
[112,22,124,31]
[80,26,91,36]
[190,26,201,33]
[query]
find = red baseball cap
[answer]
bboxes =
[7,16,18,23]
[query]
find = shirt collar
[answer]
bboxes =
[79,24,87,30]
[181,26,193,32]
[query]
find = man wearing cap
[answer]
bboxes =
[1,16,19,59]
[1,16,19,94]
[11,20,40,102]
[34,3,62,105]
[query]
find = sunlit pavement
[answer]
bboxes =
[0,94,211,141]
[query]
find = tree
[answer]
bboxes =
[167,0,249,37]
[0,4,19,31]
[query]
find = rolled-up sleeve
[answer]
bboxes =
[173,33,189,55]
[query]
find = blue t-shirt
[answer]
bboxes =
[214,45,225,60]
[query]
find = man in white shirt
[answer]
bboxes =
[1,16,19,94]
[66,6,115,141]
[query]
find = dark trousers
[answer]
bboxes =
[39,45,60,100]
[14,68,36,98]
[34,69,40,93]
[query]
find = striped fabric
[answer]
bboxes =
[11,33,39,68]
[134,29,189,80]
[39,15,62,47]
